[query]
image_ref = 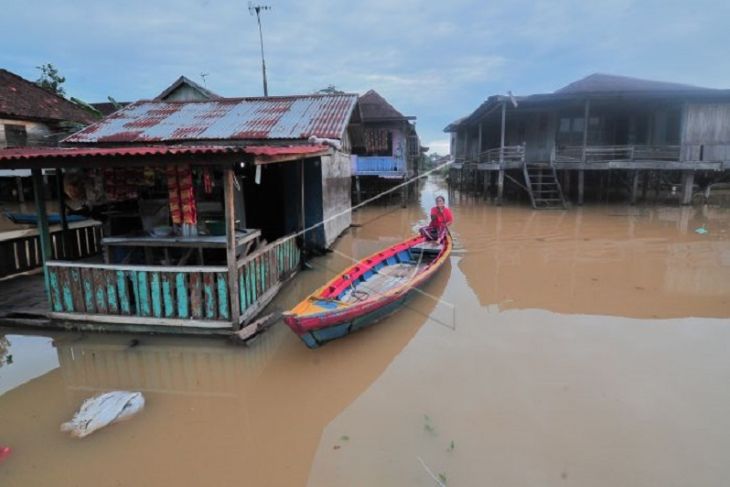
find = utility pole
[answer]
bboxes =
[249,2,271,97]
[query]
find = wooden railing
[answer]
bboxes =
[0,221,101,279]
[479,145,526,164]
[353,156,405,175]
[237,234,300,322]
[46,261,232,327]
[43,233,301,329]
[554,145,681,163]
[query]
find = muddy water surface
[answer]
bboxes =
[1,178,729,486]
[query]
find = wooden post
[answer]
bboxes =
[578,170,585,206]
[478,122,483,160]
[55,167,69,258]
[630,170,640,205]
[223,167,241,329]
[582,99,590,163]
[300,159,306,249]
[642,170,650,201]
[16,177,25,203]
[354,175,362,206]
[497,100,506,205]
[680,170,694,205]
[32,169,52,296]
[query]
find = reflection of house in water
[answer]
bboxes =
[0,285,448,485]
[456,207,730,318]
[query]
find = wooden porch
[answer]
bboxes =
[0,145,311,335]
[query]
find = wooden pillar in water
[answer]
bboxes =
[642,170,650,201]
[55,167,69,258]
[680,170,695,205]
[578,98,590,206]
[16,177,25,203]
[630,170,640,205]
[497,100,506,206]
[223,167,241,329]
[31,169,52,296]
[578,170,585,206]
[354,175,362,206]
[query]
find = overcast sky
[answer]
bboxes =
[3,0,728,154]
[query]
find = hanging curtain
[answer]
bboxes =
[166,165,197,229]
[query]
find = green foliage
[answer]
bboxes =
[35,63,66,96]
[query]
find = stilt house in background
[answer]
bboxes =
[0,93,359,334]
[350,90,423,204]
[446,74,730,207]
[0,68,96,201]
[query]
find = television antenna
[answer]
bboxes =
[200,72,209,87]
[248,2,271,96]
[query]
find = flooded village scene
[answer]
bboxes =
[1,1,730,486]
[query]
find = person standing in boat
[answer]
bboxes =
[420,195,453,241]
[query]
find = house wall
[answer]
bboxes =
[321,151,352,247]
[681,103,730,162]
[0,118,53,148]
[161,86,210,102]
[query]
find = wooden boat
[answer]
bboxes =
[283,233,452,348]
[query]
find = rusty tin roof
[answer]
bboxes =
[64,94,358,144]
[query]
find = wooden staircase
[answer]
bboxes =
[522,162,567,209]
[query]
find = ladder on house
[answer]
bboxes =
[522,162,567,209]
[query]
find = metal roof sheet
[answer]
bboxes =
[64,94,358,144]
[0,145,249,161]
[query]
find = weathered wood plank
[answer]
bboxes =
[189,273,203,319]
[106,271,119,314]
[70,268,85,313]
[137,271,151,317]
[117,270,131,315]
[131,271,141,315]
[176,273,189,318]
[150,272,162,318]
[49,312,231,329]
[238,267,248,312]
[93,268,108,314]
[161,273,175,318]
[48,268,64,312]
[217,272,229,320]
[59,267,74,312]
[203,273,217,320]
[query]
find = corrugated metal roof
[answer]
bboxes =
[0,145,249,161]
[64,94,358,144]
[244,144,328,156]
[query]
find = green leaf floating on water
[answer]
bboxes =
[447,440,455,452]
[438,472,448,485]
[340,435,349,441]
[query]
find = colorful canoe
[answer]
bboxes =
[283,233,452,348]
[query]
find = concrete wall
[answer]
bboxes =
[320,151,352,248]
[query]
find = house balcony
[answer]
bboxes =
[554,145,681,164]
[352,155,406,179]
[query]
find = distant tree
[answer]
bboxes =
[35,63,66,96]
[316,85,345,95]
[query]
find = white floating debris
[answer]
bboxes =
[61,391,145,438]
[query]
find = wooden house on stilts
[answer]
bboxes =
[446,74,730,207]
[0,93,359,335]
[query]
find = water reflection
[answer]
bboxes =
[0,240,447,487]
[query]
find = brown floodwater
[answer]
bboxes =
[1,177,729,486]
